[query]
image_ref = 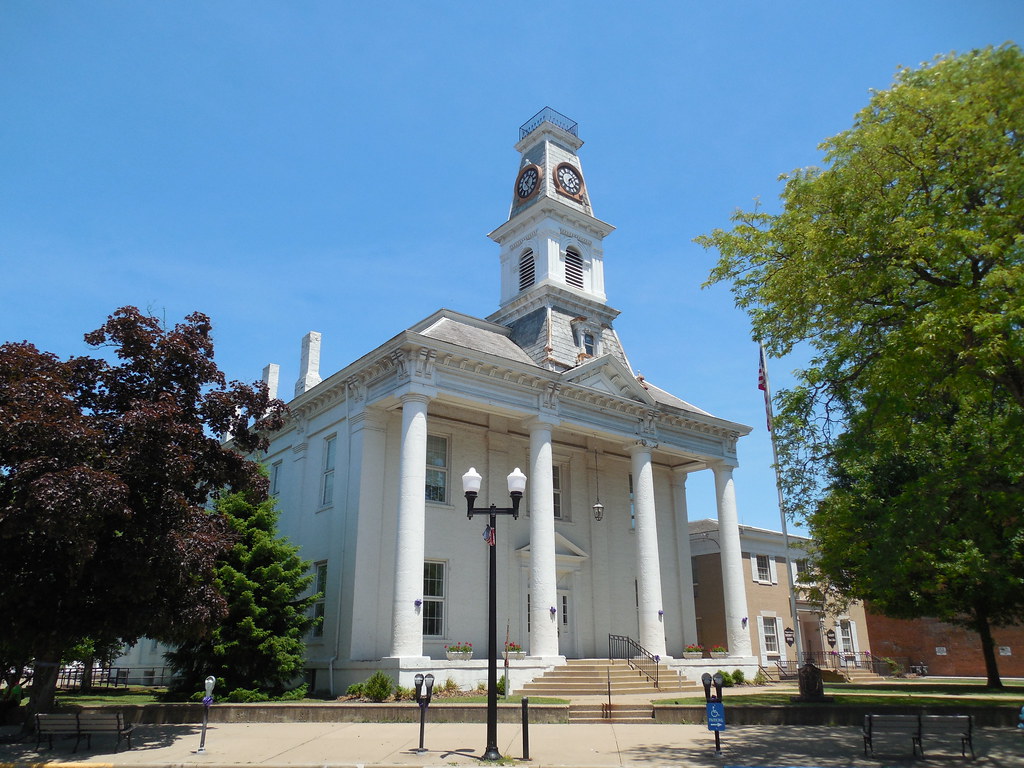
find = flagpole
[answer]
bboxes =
[759,343,805,670]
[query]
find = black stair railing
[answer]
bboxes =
[608,634,660,689]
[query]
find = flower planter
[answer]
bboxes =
[682,652,703,659]
[446,651,472,661]
[711,651,728,659]
[503,651,525,661]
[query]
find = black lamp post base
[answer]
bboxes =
[483,747,502,761]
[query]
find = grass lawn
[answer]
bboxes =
[655,679,1024,708]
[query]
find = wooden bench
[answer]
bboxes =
[35,713,79,751]
[863,714,922,757]
[863,713,974,759]
[35,712,134,752]
[920,714,973,759]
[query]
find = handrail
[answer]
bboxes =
[608,634,660,688]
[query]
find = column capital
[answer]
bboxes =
[524,414,559,433]
[397,384,436,405]
[628,438,659,454]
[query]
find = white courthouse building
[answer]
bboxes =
[123,109,765,694]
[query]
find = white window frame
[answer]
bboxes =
[321,436,337,507]
[757,615,783,661]
[552,463,568,520]
[422,560,446,637]
[425,434,449,503]
[311,561,328,638]
[751,553,778,584]
[269,460,282,496]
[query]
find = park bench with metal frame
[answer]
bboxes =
[35,712,134,752]
[862,713,922,757]
[920,713,973,759]
[863,712,974,759]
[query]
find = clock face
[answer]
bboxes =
[556,164,583,196]
[516,166,540,199]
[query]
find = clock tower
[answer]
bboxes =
[488,108,629,373]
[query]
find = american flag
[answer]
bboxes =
[758,344,773,432]
[483,524,495,546]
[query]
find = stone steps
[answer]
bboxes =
[518,659,700,698]
[569,703,655,724]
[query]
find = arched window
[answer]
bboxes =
[518,250,535,292]
[565,248,584,289]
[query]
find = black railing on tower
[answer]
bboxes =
[519,107,578,139]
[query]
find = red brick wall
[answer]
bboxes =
[865,608,1024,678]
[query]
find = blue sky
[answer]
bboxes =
[2,2,1020,534]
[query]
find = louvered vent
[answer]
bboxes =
[519,250,535,291]
[565,249,584,288]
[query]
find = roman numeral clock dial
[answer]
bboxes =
[555,163,583,198]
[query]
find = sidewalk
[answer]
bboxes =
[1,720,1021,767]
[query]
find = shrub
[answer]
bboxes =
[346,682,364,697]
[731,669,745,685]
[395,685,415,701]
[715,670,734,687]
[496,675,507,696]
[752,669,770,685]
[438,677,461,696]
[363,671,394,702]
[279,684,308,701]
[225,687,271,703]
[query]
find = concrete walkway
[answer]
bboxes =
[2,719,1021,767]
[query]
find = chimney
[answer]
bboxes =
[294,332,323,397]
[262,363,280,400]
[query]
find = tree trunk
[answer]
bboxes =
[973,608,1003,689]
[26,658,61,718]
[81,655,94,690]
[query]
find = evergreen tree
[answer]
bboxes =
[166,490,318,695]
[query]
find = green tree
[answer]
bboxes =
[165,490,317,696]
[0,307,285,715]
[698,45,1024,687]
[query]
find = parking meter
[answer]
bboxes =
[701,672,725,755]
[413,673,435,752]
[197,676,216,753]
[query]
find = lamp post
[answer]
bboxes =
[462,466,526,762]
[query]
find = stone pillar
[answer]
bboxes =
[346,408,388,660]
[671,467,699,650]
[294,331,323,397]
[389,392,430,659]
[261,363,280,401]
[631,440,667,658]
[712,462,752,656]
[528,418,560,658]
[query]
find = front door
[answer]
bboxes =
[557,590,575,657]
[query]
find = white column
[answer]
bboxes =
[631,441,668,658]
[389,392,430,658]
[528,418,560,658]
[712,462,752,656]
[671,467,699,650]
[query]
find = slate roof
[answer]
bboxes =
[417,314,538,366]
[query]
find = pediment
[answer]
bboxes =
[516,532,589,561]
[561,355,656,405]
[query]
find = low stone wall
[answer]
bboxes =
[652,704,1018,728]
[76,702,569,725]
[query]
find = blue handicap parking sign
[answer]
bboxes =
[706,700,726,731]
